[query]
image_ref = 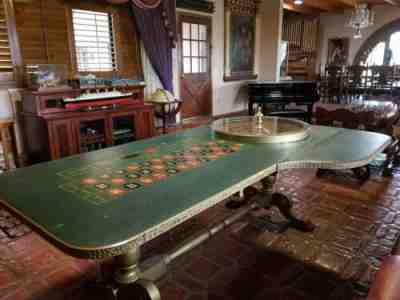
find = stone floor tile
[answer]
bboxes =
[159,280,188,300]
[183,257,221,283]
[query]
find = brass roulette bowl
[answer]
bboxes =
[212,114,310,144]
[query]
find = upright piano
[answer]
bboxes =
[248,80,319,122]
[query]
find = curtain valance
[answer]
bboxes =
[131,0,162,9]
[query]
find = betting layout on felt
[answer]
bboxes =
[57,139,244,204]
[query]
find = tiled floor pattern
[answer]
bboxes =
[1,166,399,300]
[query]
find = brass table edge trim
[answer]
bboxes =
[280,136,392,171]
[1,165,279,258]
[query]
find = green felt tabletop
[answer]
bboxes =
[0,125,392,258]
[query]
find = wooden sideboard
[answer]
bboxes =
[22,86,156,163]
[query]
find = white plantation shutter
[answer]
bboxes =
[0,0,13,74]
[72,9,117,72]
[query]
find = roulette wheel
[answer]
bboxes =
[212,108,310,144]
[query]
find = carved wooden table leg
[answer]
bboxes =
[225,186,260,209]
[85,281,117,300]
[116,279,160,300]
[86,248,161,300]
[114,249,161,300]
[254,174,316,233]
[317,166,371,183]
[270,192,316,232]
[316,168,329,178]
[382,139,399,177]
[352,166,371,183]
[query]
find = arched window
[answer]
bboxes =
[355,19,400,66]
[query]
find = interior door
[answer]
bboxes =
[179,14,212,119]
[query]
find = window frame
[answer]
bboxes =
[67,5,120,77]
[0,0,22,87]
[354,19,400,66]
[181,22,209,75]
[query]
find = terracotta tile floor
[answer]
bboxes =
[1,167,398,299]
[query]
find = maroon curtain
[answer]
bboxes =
[131,0,176,93]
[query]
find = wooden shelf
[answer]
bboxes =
[80,134,106,145]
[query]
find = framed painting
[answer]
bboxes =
[224,0,258,81]
[327,38,350,66]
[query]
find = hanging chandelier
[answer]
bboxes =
[346,3,375,39]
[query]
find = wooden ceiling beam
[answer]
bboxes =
[283,2,322,15]
[284,0,338,12]
[329,0,355,8]
[383,0,400,5]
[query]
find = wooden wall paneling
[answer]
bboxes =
[282,12,319,79]
[117,5,143,79]
[14,0,143,80]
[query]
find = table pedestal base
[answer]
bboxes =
[252,193,316,233]
[88,201,258,299]
[382,139,399,177]
[88,173,317,299]
[227,174,316,233]
[256,176,315,233]
[85,248,162,300]
[316,166,371,184]
[86,279,159,300]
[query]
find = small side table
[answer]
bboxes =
[0,119,18,171]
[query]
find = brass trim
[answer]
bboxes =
[212,116,311,144]
[0,165,279,258]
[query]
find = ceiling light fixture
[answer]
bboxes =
[294,0,304,5]
[346,3,375,39]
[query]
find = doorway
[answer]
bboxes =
[178,14,212,119]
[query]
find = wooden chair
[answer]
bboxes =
[369,66,395,96]
[321,65,345,102]
[345,65,367,98]
[0,119,18,171]
[315,107,360,129]
[366,239,400,300]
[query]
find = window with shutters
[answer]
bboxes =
[71,9,117,72]
[0,0,14,75]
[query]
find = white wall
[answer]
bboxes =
[176,0,283,117]
[177,1,250,117]
[143,0,283,117]
[258,0,283,81]
[318,5,400,68]
[208,0,249,116]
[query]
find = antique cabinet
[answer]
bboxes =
[22,87,156,163]
[48,118,79,160]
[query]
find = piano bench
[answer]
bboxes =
[267,109,308,121]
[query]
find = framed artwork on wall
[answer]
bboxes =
[224,0,258,81]
[327,38,350,66]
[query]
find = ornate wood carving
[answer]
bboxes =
[225,0,260,16]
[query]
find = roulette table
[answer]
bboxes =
[0,117,392,299]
